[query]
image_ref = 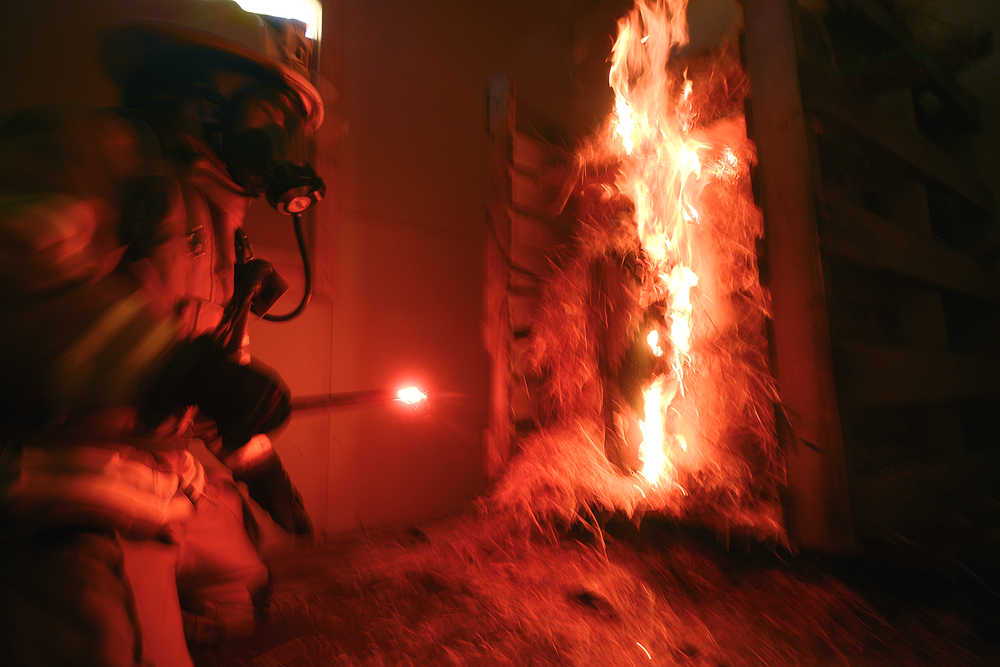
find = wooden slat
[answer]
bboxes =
[509,376,538,423]
[803,88,994,210]
[509,166,555,218]
[484,74,515,480]
[512,130,570,174]
[509,336,534,379]
[510,209,558,278]
[508,292,541,332]
[846,0,981,128]
[819,190,1000,302]
[835,342,1000,405]
[508,164,575,220]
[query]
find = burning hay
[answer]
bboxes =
[488,0,783,540]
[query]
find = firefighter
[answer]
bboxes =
[0,1,324,664]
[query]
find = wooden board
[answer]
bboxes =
[803,89,993,211]
[743,0,856,553]
[835,342,1000,405]
[819,188,999,302]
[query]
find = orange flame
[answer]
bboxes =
[638,376,669,483]
[608,0,716,486]
[646,329,664,357]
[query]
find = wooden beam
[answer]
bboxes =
[818,189,1000,302]
[846,0,982,129]
[743,0,856,553]
[835,343,1000,405]
[803,88,994,211]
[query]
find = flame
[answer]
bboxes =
[646,329,664,357]
[638,377,669,483]
[607,0,721,486]
[395,386,428,405]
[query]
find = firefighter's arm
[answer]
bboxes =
[227,435,314,537]
[0,193,181,423]
[0,109,182,422]
[142,335,312,536]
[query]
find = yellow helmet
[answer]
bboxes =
[101,0,324,134]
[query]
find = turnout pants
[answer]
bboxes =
[0,479,267,666]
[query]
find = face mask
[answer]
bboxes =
[220,85,325,215]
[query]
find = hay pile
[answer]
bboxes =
[489,5,783,541]
[193,518,987,666]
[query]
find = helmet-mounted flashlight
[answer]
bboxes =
[265,161,325,215]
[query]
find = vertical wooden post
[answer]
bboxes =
[742,0,855,552]
[484,75,515,480]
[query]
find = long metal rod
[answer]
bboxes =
[290,389,393,412]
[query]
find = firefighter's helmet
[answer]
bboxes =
[100,0,324,134]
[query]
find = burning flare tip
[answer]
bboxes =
[395,386,428,405]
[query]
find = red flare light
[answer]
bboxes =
[395,386,428,405]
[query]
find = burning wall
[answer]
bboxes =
[490,0,784,541]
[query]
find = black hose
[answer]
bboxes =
[263,212,312,322]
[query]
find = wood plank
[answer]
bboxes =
[835,342,1000,405]
[509,375,538,423]
[512,130,570,174]
[508,164,574,220]
[847,0,981,128]
[509,336,534,379]
[508,292,541,332]
[743,0,855,552]
[818,189,1000,302]
[510,209,558,278]
[484,74,515,480]
[510,208,559,252]
[803,87,993,211]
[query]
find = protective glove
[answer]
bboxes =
[141,335,290,453]
[142,336,312,534]
[235,453,314,536]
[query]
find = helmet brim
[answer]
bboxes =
[101,23,325,134]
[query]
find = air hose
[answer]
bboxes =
[263,212,311,322]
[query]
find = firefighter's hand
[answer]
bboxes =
[198,356,291,454]
[142,336,291,451]
[235,453,314,536]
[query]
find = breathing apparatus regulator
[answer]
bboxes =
[218,81,325,322]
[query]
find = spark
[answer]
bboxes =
[636,641,653,660]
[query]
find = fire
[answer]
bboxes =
[607,0,728,486]
[395,386,428,405]
[638,377,668,483]
[646,329,664,357]
[498,0,779,538]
